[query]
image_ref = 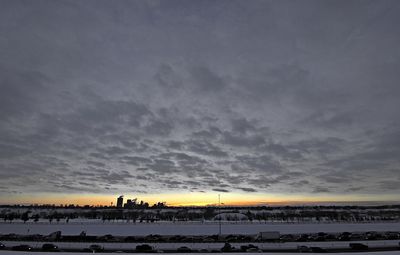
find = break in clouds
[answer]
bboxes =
[0,0,400,198]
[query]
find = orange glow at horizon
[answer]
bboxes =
[1,192,399,206]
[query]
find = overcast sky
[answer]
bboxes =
[1,0,400,204]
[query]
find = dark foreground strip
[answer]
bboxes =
[1,246,400,253]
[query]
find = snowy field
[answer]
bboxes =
[1,221,400,235]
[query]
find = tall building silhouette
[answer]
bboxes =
[116,195,124,208]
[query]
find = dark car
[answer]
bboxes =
[0,243,5,249]
[350,233,364,240]
[240,244,258,252]
[225,234,238,242]
[280,234,294,242]
[296,235,309,242]
[124,236,136,242]
[311,247,328,253]
[97,234,115,242]
[177,246,192,252]
[313,236,326,241]
[239,235,254,242]
[221,242,233,252]
[338,233,351,241]
[385,232,400,240]
[325,234,337,241]
[350,243,368,251]
[12,245,33,251]
[297,245,311,252]
[169,235,185,241]
[136,244,153,252]
[89,244,104,252]
[42,243,59,251]
[145,234,163,242]
[365,232,378,240]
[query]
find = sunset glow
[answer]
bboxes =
[2,193,398,207]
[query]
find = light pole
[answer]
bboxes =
[218,194,221,236]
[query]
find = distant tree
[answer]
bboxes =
[245,210,253,222]
[204,207,215,220]
[126,211,138,223]
[8,214,15,223]
[21,212,29,223]
[33,214,40,223]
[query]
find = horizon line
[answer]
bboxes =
[2,200,399,207]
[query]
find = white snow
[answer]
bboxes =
[1,221,400,235]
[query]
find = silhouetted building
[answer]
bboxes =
[117,195,124,208]
[124,198,137,208]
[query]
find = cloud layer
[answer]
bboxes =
[0,0,399,200]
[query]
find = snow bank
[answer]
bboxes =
[1,221,400,235]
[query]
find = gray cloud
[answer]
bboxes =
[190,66,226,93]
[234,155,282,174]
[238,187,257,192]
[187,140,229,158]
[212,188,230,193]
[0,0,399,201]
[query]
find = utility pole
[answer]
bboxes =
[218,194,221,236]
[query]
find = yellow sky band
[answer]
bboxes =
[1,192,398,206]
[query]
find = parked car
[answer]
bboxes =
[240,244,259,252]
[145,234,163,242]
[385,232,400,240]
[177,246,192,252]
[350,243,368,251]
[221,242,233,252]
[238,235,254,242]
[124,236,136,242]
[12,245,33,251]
[169,235,185,241]
[136,244,153,252]
[246,247,262,252]
[297,245,311,252]
[42,243,59,251]
[350,233,364,240]
[0,242,5,250]
[97,234,116,242]
[325,234,337,241]
[225,234,238,242]
[202,236,216,242]
[338,232,351,241]
[313,235,326,241]
[279,234,294,242]
[365,232,378,240]
[89,244,104,252]
[311,247,328,253]
[296,234,309,242]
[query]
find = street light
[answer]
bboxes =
[218,194,221,235]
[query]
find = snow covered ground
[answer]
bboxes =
[1,221,400,235]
